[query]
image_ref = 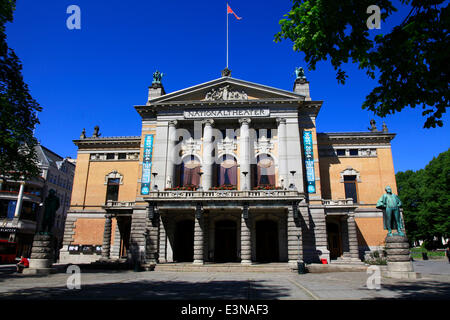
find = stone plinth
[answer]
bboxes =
[384,235,421,279]
[23,234,57,275]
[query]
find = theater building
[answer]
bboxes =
[60,69,397,268]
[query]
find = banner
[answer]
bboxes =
[303,131,316,193]
[141,134,154,195]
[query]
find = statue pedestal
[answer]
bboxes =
[383,235,421,280]
[23,234,57,275]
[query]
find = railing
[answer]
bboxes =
[322,198,354,206]
[145,190,303,200]
[104,200,135,208]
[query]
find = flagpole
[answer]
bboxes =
[226,3,229,69]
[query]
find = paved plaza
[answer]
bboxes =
[0,261,448,300]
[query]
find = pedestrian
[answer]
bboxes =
[446,242,450,264]
[16,256,29,273]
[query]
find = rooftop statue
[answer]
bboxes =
[152,70,164,84]
[368,119,378,132]
[40,189,60,234]
[92,125,101,138]
[376,186,404,237]
[295,67,307,80]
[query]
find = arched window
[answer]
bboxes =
[216,155,237,187]
[177,155,201,187]
[255,155,275,187]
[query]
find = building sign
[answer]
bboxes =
[0,227,17,233]
[303,131,316,193]
[141,134,154,195]
[184,108,270,119]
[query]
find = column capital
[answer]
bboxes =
[238,118,251,125]
[276,117,286,125]
[201,119,214,126]
[104,213,113,219]
[168,120,178,127]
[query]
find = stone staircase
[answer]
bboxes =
[154,262,295,273]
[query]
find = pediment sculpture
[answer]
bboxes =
[205,85,248,101]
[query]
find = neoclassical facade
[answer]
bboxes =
[60,70,397,268]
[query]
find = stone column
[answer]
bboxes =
[287,205,303,267]
[202,119,215,191]
[276,118,288,189]
[340,216,350,258]
[0,178,3,191]
[239,118,251,190]
[158,214,167,263]
[166,120,178,189]
[240,206,252,265]
[101,214,113,259]
[347,214,359,260]
[193,206,204,264]
[146,205,159,264]
[13,182,25,219]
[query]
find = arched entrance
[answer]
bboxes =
[214,220,238,262]
[256,220,279,262]
[173,219,194,262]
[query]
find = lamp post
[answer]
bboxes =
[289,171,296,190]
[197,171,203,191]
[152,172,158,190]
[242,171,248,190]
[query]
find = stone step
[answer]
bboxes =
[154,263,294,273]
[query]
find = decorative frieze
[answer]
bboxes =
[204,85,248,101]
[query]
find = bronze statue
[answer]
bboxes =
[295,67,306,80]
[152,70,164,84]
[376,186,404,236]
[368,119,378,132]
[92,125,101,138]
[41,189,60,234]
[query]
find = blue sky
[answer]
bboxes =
[5,0,449,172]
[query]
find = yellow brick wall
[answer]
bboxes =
[72,218,114,245]
[356,217,388,247]
[319,147,397,204]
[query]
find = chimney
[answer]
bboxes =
[293,67,311,101]
[147,70,166,104]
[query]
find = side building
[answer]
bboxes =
[0,144,75,260]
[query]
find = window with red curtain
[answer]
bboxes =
[180,156,201,187]
[217,156,237,186]
[257,156,275,186]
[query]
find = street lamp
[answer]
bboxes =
[152,172,158,190]
[289,171,297,190]
[242,171,248,190]
[197,171,203,191]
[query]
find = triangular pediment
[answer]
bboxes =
[147,77,304,105]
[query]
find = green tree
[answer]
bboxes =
[396,149,450,246]
[275,0,449,128]
[0,0,42,180]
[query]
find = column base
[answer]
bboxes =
[241,260,252,265]
[193,260,204,265]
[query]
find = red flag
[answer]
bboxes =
[227,3,242,20]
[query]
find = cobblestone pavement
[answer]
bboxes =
[0,263,449,300]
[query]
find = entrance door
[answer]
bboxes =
[327,222,342,259]
[214,220,237,262]
[118,216,131,258]
[256,220,279,262]
[174,220,194,262]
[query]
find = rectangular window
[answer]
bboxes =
[106,178,120,202]
[336,149,346,156]
[349,149,359,156]
[106,153,115,160]
[344,175,358,203]
[118,153,127,160]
